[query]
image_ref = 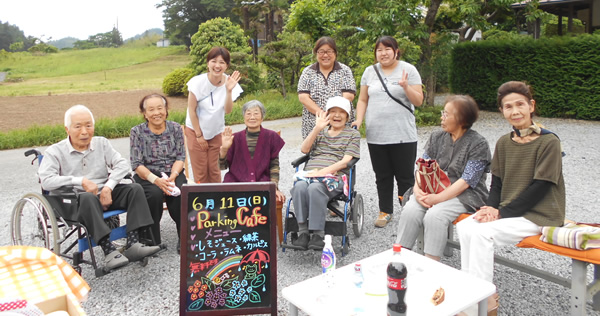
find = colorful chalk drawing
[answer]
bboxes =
[185,190,273,312]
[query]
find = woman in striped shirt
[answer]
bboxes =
[287,96,361,251]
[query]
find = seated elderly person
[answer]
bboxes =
[396,95,491,262]
[130,94,186,252]
[219,100,286,202]
[39,105,161,270]
[286,96,361,251]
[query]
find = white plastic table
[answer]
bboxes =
[282,248,496,316]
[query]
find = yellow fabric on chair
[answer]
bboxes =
[0,246,90,314]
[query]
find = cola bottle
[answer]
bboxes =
[387,243,407,316]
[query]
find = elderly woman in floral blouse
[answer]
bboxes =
[297,36,356,139]
[130,94,186,251]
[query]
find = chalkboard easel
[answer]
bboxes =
[179,182,277,315]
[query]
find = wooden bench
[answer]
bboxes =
[414,213,600,315]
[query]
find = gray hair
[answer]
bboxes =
[64,104,95,128]
[241,100,266,119]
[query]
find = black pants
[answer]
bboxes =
[73,183,154,244]
[134,172,186,245]
[368,142,417,214]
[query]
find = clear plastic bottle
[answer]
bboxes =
[353,263,364,288]
[321,235,336,289]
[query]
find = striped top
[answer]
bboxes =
[130,120,185,174]
[304,126,361,176]
[491,133,565,227]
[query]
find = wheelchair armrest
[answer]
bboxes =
[291,154,310,168]
[346,157,360,169]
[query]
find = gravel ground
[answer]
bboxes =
[1,108,600,315]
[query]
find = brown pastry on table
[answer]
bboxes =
[431,287,445,305]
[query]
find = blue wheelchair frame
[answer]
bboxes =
[12,149,132,276]
[281,154,364,256]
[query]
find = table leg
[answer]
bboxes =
[477,299,488,316]
[289,302,299,316]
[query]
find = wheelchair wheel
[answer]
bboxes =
[11,192,61,254]
[351,193,364,237]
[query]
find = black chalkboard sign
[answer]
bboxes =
[179,182,277,316]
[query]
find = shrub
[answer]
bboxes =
[189,18,251,75]
[28,43,58,54]
[162,67,195,96]
[450,34,600,119]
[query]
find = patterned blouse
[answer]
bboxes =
[130,120,185,174]
[297,61,356,138]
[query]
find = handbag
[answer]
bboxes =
[415,158,451,194]
[540,222,600,250]
[372,64,414,116]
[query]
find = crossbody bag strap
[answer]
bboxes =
[373,64,414,115]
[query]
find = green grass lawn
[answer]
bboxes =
[0,46,190,96]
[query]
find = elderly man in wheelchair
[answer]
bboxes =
[286,96,361,251]
[38,105,161,270]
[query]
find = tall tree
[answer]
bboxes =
[317,0,536,105]
[157,0,238,47]
[0,21,28,51]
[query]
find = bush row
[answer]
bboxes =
[450,34,600,119]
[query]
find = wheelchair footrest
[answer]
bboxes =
[78,225,127,253]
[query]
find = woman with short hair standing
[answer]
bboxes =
[184,46,243,183]
[353,36,424,228]
[297,36,356,139]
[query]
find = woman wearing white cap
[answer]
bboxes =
[287,96,361,251]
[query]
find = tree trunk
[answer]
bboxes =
[243,6,250,31]
[280,68,287,98]
[419,0,444,106]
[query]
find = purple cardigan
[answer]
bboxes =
[223,127,285,183]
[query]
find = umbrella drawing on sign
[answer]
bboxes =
[240,249,270,274]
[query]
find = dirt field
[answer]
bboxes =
[0,90,189,132]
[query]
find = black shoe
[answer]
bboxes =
[308,234,325,251]
[287,233,309,250]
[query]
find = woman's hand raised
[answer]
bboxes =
[226,71,241,92]
[221,126,234,150]
[315,111,330,131]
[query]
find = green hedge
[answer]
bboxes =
[450,35,600,119]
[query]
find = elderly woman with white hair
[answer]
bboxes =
[219,100,286,202]
[286,96,361,251]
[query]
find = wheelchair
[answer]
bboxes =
[10,149,154,277]
[281,154,364,256]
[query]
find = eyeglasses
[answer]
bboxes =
[441,110,449,119]
[317,49,335,56]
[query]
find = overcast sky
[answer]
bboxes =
[0,0,165,41]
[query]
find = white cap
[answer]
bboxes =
[325,96,351,116]
[324,235,332,243]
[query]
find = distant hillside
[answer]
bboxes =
[125,28,164,42]
[49,37,79,49]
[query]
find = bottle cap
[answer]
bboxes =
[393,243,402,253]
[324,235,332,243]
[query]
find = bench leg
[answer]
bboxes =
[276,201,283,245]
[415,228,424,255]
[571,259,587,316]
[444,224,455,257]
[594,264,600,311]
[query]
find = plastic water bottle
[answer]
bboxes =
[321,235,336,289]
[353,263,364,288]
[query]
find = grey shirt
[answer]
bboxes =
[39,136,130,194]
[360,62,422,144]
[424,129,491,212]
